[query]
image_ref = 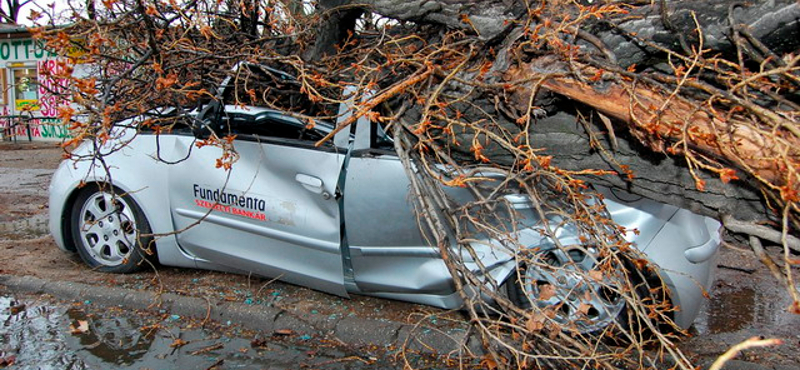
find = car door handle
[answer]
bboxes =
[295,173,324,194]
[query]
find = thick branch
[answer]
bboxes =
[362,0,799,68]
[359,0,523,40]
[723,215,800,254]
[597,0,800,68]
[504,59,799,222]
[304,0,363,60]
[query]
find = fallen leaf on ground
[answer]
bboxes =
[170,338,188,348]
[0,355,16,367]
[9,304,25,315]
[69,320,89,334]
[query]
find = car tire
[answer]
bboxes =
[506,245,628,335]
[69,185,153,273]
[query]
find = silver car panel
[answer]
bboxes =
[344,153,452,294]
[598,187,680,249]
[166,135,348,297]
[48,128,197,270]
[634,210,721,327]
[344,154,429,248]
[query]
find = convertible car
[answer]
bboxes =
[49,69,721,333]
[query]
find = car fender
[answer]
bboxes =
[48,131,197,269]
[476,229,585,294]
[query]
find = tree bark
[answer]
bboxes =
[360,0,524,40]
[360,0,800,67]
[357,0,798,224]
[524,110,768,222]
[502,58,797,223]
[436,93,770,223]
[304,0,364,61]
[594,0,800,68]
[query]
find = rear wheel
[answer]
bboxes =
[70,185,153,273]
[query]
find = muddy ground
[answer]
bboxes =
[0,142,798,368]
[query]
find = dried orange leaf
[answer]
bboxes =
[70,320,89,334]
[539,284,557,301]
[479,355,498,370]
[588,270,604,281]
[525,314,545,332]
[597,112,618,151]
[170,338,188,348]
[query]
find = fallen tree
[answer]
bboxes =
[33,0,799,368]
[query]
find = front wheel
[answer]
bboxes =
[70,185,153,273]
[507,245,627,334]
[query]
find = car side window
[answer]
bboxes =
[224,111,330,144]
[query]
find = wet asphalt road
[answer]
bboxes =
[0,292,450,370]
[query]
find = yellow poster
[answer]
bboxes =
[65,39,89,64]
[16,99,40,111]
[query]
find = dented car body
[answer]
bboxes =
[49,67,722,331]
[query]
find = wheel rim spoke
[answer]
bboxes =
[549,248,572,267]
[522,245,626,333]
[88,239,106,256]
[81,219,103,235]
[90,193,112,219]
[585,288,615,321]
[78,191,138,267]
[107,241,127,262]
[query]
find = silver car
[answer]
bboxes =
[48,75,721,333]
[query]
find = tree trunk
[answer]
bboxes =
[360,0,523,40]
[359,0,798,225]
[432,92,770,223]
[304,0,364,61]
[361,0,800,67]
[594,0,800,68]
[524,110,768,222]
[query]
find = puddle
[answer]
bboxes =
[0,294,445,369]
[66,309,155,367]
[704,286,756,334]
[696,283,800,336]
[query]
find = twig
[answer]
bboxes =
[204,359,224,370]
[708,337,783,370]
[190,343,224,356]
[748,236,790,289]
[314,65,433,147]
[717,264,756,274]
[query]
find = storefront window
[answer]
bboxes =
[13,68,39,111]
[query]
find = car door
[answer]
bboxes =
[167,106,348,296]
[339,115,458,297]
